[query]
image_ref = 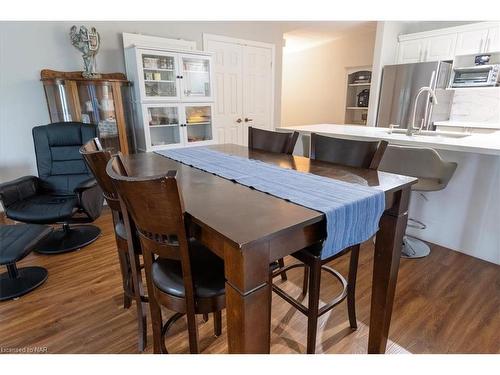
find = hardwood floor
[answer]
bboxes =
[0,209,498,354]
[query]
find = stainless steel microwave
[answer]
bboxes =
[450,64,500,87]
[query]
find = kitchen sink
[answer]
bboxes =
[388,128,471,138]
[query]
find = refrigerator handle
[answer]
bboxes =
[423,70,437,130]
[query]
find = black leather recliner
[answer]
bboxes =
[0,122,104,254]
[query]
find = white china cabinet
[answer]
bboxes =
[125,46,215,151]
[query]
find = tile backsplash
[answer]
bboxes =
[449,89,500,124]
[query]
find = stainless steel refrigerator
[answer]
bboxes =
[376,61,453,130]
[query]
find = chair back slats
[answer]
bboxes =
[248,126,299,155]
[79,138,121,211]
[137,232,181,261]
[310,133,388,170]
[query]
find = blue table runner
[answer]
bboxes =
[156,147,385,259]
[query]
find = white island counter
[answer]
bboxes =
[277,124,500,156]
[277,124,500,265]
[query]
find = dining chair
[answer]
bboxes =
[79,138,148,351]
[272,133,388,353]
[248,126,300,282]
[107,154,226,354]
[248,126,299,155]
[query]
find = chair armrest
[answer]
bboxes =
[74,178,104,221]
[0,176,40,209]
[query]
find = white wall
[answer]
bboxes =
[366,21,409,126]
[0,21,287,184]
[281,29,376,126]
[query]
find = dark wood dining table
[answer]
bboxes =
[122,144,417,354]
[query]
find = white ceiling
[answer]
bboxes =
[282,21,377,53]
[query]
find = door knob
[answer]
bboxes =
[236,118,242,123]
[244,118,253,122]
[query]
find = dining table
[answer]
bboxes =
[121,143,417,354]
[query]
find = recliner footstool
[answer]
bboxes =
[0,224,53,301]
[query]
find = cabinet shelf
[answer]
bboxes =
[145,80,176,83]
[348,83,371,87]
[187,121,211,126]
[149,124,179,128]
[346,107,369,110]
[143,68,175,72]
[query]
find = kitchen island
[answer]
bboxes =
[277,124,500,264]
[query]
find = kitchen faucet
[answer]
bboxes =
[407,86,439,136]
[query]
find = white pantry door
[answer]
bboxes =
[204,35,274,146]
[205,39,244,144]
[241,45,273,146]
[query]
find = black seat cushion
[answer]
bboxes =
[0,224,52,265]
[6,194,78,224]
[114,221,127,241]
[152,239,225,299]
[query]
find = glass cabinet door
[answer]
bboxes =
[77,82,120,154]
[43,81,77,122]
[141,52,179,99]
[145,105,182,148]
[180,56,212,100]
[184,105,213,143]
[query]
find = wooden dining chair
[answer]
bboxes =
[79,139,148,351]
[248,126,300,282]
[107,154,226,354]
[248,126,299,155]
[272,133,388,354]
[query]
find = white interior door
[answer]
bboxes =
[204,35,274,146]
[205,39,244,145]
[242,45,273,146]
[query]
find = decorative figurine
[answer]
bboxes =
[70,25,101,78]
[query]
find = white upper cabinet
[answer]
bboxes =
[396,22,500,64]
[486,26,500,53]
[455,28,489,55]
[425,34,457,61]
[397,39,425,63]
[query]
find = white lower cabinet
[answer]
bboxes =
[142,103,214,151]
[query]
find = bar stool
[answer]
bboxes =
[272,133,388,354]
[379,145,457,258]
[80,138,148,351]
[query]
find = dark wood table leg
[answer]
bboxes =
[224,241,271,353]
[368,187,410,354]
